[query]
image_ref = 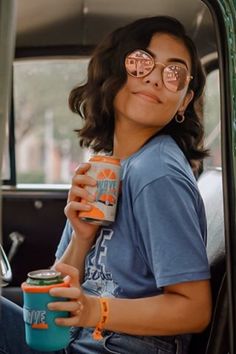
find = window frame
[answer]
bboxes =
[201,52,221,171]
[2,95,16,186]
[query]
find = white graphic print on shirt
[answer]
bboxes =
[83,228,120,297]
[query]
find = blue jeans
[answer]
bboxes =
[0,297,190,354]
[0,297,63,354]
[67,327,191,354]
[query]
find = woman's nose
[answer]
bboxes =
[142,66,163,88]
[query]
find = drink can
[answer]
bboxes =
[21,269,70,351]
[79,155,121,225]
[26,269,63,286]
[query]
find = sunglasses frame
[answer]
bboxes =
[125,49,193,92]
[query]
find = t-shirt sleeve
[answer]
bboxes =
[55,219,73,260]
[133,175,210,288]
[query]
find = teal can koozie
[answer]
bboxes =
[21,269,70,352]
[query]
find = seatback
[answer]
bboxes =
[189,169,227,353]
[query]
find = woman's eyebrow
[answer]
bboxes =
[147,49,189,70]
[166,57,189,69]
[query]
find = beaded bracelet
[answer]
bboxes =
[92,297,109,340]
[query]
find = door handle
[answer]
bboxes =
[8,231,25,262]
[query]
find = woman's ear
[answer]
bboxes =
[180,89,194,112]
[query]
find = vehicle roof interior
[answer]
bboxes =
[16,0,217,58]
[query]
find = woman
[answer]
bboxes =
[0,16,211,354]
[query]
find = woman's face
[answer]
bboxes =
[114,33,194,132]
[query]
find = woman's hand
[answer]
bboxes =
[65,163,99,243]
[48,263,100,327]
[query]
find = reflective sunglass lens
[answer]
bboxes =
[163,66,188,92]
[125,51,191,92]
[125,50,154,77]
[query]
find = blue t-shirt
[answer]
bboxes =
[56,135,210,298]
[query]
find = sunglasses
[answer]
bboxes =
[125,49,193,92]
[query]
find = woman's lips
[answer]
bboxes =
[133,91,162,103]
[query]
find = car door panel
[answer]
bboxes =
[2,190,67,285]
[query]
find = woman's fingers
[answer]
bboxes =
[74,163,90,174]
[54,316,84,327]
[71,174,96,188]
[68,163,96,204]
[64,201,92,216]
[73,162,96,186]
[53,263,80,288]
[49,286,81,299]
[73,163,92,176]
[48,298,83,312]
[67,185,95,203]
[48,263,87,327]
[48,298,84,327]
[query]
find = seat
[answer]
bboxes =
[189,168,228,353]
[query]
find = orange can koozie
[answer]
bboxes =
[79,155,121,225]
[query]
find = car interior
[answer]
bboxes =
[0,0,229,353]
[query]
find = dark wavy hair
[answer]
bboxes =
[69,16,208,167]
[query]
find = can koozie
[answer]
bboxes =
[21,270,70,351]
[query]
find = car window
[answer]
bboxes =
[2,60,221,184]
[203,68,221,169]
[13,57,90,185]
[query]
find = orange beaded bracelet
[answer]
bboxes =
[92,297,109,340]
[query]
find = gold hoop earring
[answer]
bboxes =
[175,113,185,124]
